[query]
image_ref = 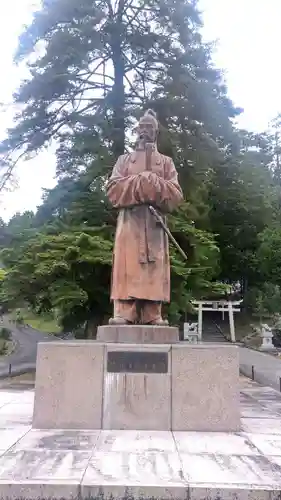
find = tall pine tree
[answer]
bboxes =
[0,0,241,333]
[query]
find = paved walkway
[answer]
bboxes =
[0,378,281,497]
[201,318,281,392]
[0,318,55,378]
[239,346,281,391]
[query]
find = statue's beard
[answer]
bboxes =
[136,134,156,150]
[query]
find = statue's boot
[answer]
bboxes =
[149,318,169,326]
[110,300,137,325]
[141,301,168,326]
[108,316,129,325]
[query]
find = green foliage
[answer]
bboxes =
[1,226,113,334]
[15,309,24,325]
[256,227,281,287]
[0,269,6,281]
[208,131,276,288]
[0,327,11,341]
[244,283,281,321]
[0,340,7,356]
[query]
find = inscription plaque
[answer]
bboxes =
[107,351,168,373]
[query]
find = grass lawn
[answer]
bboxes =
[11,309,61,334]
[0,338,6,355]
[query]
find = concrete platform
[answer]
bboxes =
[1,378,281,498]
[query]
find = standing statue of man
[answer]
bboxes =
[107,109,183,325]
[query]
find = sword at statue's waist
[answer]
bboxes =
[148,205,188,260]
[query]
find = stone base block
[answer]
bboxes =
[103,344,171,430]
[97,324,179,343]
[171,343,240,431]
[33,341,240,431]
[33,341,104,429]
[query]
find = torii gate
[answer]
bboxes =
[191,300,243,343]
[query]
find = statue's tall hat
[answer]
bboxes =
[138,109,159,130]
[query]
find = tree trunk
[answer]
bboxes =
[111,24,125,158]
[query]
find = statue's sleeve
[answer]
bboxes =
[156,158,183,211]
[107,156,144,207]
[107,155,183,209]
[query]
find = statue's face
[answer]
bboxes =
[136,119,157,144]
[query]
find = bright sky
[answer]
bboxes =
[1,0,281,221]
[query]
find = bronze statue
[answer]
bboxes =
[107,109,183,325]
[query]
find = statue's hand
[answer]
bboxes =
[140,171,159,182]
[139,172,162,202]
[140,171,152,178]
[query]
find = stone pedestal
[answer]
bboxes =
[97,324,179,343]
[33,334,240,432]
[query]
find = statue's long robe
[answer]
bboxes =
[107,149,183,302]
